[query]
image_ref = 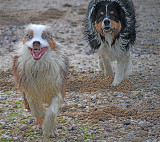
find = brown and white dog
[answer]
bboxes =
[12,24,68,137]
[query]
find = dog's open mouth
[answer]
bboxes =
[102,27,114,33]
[29,47,48,60]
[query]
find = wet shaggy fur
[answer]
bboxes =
[12,24,68,137]
[85,0,136,86]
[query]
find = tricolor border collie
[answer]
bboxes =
[12,24,68,137]
[85,0,136,86]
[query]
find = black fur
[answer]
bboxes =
[84,0,136,51]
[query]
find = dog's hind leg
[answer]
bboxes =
[124,51,132,78]
[25,94,46,125]
[99,55,104,71]
[42,94,62,137]
[22,92,30,111]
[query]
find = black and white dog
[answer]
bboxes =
[85,0,136,86]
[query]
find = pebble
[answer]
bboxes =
[109,120,114,123]
[0,95,9,100]
[1,134,10,139]
[19,126,29,131]
[139,120,147,125]
[71,126,77,130]
[99,117,105,122]
[123,121,131,125]
[131,137,143,142]
[103,123,109,127]
[0,129,5,133]
[4,121,9,124]
[29,119,34,124]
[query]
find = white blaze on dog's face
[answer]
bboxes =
[23,24,56,60]
[93,1,124,45]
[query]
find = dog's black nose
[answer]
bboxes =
[103,18,111,26]
[33,41,40,47]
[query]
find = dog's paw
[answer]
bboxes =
[112,80,121,86]
[43,130,57,138]
[42,123,56,138]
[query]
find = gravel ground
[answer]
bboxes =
[0,0,160,141]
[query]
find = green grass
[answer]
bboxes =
[5,91,12,94]
[57,118,68,123]
[82,132,95,141]
[14,100,22,104]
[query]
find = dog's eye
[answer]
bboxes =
[28,35,33,39]
[42,35,46,39]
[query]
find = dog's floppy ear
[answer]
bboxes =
[22,24,32,44]
[116,0,136,45]
[84,0,101,51]
[45,27,56,50]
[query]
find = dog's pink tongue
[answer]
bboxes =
[33,50,41,60]
[30,47,47,60]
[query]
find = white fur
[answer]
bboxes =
[17,41,66,101]
[25,24,49,49]
[15,24,67,137]
[42,95,62,137]
[99,35,132,86]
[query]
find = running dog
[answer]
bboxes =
[85,0,136,86]
[12,24,68,137]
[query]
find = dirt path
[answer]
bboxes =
[0,0,160,141]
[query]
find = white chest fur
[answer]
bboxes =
[17,44,66,103]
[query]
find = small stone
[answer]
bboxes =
[119,131,128,135]
[57,126,62,129]
[13,137,18,140]
[139,120,146,125]
[119,138,127,142]
[93,127,97,131]
[109,120,114,123]
[1,125,6,129]
[80,106,86,109]
[0,129,5,133]
[140,131,148,136]
[67,127,72,131]
[126,105,130,108]
[103,123,109,127]
[131,137,143,142]
[99,117,105,122]
[105,128,112,132]
[123,121,131,125]
[71,126,77,130]
[5,121,9,124]
[97,101,101,105]
[29,119,34,124]
[93,120,98,124]
[20,125,29,131]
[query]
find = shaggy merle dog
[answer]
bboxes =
[85,0,136,86]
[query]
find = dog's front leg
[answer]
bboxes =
[112,51,132,86]
[99,54,114,77]
[26,94,46,125]
[42,94,62,137]
[112,56,126,86]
